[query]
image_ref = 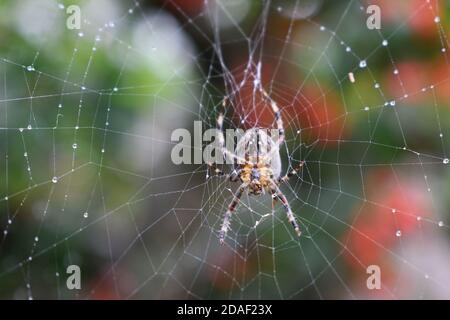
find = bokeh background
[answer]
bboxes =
[0,0,450,299]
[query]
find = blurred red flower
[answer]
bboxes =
[343,168,432,298]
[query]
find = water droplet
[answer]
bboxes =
[443,158,449,164]
[417,216,422,221]
[359,60,367,68]
[389,100,396,107]
[434,16,440,23]
[52,176,58,183]
[34,236,39,242]
[382,40,388,46]
[396,230,402,237]
[392,209,396,213]
[101,148,105,153]
[58,104,62,108]
[83,212,89,218]
[438,221,444,227]
[364,106,370,111]
[320,26,325,31]
[346,46,351,52]
[72,143,78,149]
[78,32,84,37]
[58,3,65,10]
[8,219,12,224]
[27,125,32,130]
[19,128,24,132]
[128,8,134,14]
[24,152,27,157]
[113,87,118,92]
[26,65,35,72]
[28,256,32,261]
[374,83,380,89]
[393,69,399,75]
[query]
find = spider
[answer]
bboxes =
[208,88,304,245]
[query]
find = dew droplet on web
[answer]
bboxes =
[52,176,58,183]
[359,60,367,68]
[396,230,402,237]
[438,221,444,227]
[72,143,78,149]
[26,65,35,72]
[443,158,449,164]
[348,72,355,83]
[83,212,89,218]
[382,40,388,46]
[34,236,39,242]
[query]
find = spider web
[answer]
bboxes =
[0,0,449,299]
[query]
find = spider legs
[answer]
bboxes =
[270,184,302,237]
[278,161,305,183]
[219,183,247,245]
[217,100,247,164]
[260,88,285,146]
[206,162,241,182]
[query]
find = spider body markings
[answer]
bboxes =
[210,89,304,245]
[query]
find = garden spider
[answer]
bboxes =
[209,88,304,245]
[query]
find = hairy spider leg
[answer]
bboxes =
[217,112,247,165]
[278,161,305,183]
[269,183,302,237]
[219,183,248,245]
[260,88,285,146]
[207,162,241,182]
